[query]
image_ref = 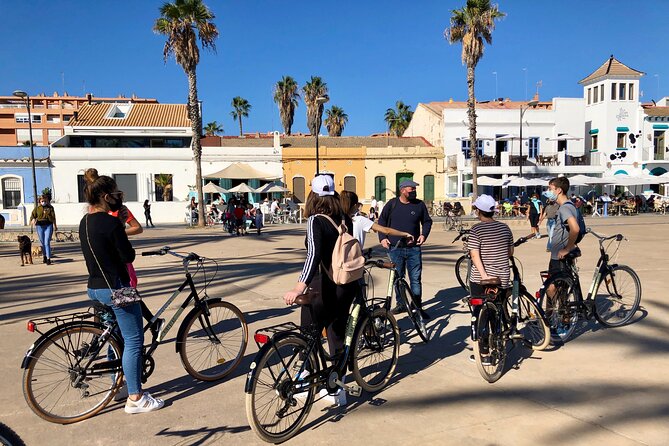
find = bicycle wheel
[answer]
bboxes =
[515,293,551,351]
[396,281,430,342]
[0,422,25,446]
[23,324,122,424]
[473,303,507,383]
[351,308,400,392]
[455,255,470,291]
[245,336,317,444]
[541,275,579,343]
[179,300,248,381]
[594,265,641,327]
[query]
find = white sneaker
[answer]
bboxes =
[319,388,347,407]
[124,392,164,414]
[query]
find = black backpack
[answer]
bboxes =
[560,201,587,244]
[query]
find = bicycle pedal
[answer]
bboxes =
[334,379,361,397]
[508,332,524,340]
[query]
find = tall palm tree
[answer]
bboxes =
[324,106,348,137]
[273,76,300,135]
[204,121,223,136]
[445,0,505,199]
[384,101,413,136]
[230,96,251,136]
[154,0,218,227]
[302,76,328,135]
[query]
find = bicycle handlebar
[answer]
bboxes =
[452,228,470,243]
[513,234,536,247]
[586,228,625,243]
[141,246,202,262]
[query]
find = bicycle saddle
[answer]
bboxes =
[294,291,320,306]
[480,277,501,286]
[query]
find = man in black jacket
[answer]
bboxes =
[378,180,433,318]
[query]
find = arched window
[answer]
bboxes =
[292,176,306,203]
[343,175,356,193]
[1,176,22,209]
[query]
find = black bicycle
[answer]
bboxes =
[22,247,248,424]
[363,240,429,343]
[538,229,641,343]
[245,284,400,443]
[468,234,551,383]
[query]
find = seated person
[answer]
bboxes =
[502,201,513,216]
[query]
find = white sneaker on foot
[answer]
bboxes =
[319,388,347,407]
[124,392,164,414]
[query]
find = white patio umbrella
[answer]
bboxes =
[565,175,591,187]
[506,177,548,187]
[228,182,257,193]
[202,182,228,194]
[256,182,290,193]
[463,175,508,186]
[546,134,583,141]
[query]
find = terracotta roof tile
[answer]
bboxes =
[643,106,669,117]
[579,56,644,84]
[280,136,432,148]
[202,135,274,147]
[69,103,189,127]
[421,100,553,113]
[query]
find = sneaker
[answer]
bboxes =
[124,392,164,414]
[535,234,541,239]
[319,388,347,407]
[391,303,407,315]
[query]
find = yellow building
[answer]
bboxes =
[280,136,444,206]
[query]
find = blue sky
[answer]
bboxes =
[1,0,667,136]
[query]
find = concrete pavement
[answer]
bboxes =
[0,216,667,446]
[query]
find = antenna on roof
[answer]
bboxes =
[536,80,543,98]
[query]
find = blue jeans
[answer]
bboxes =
[546,218,556,250]
[87,288,143,396]
[389,246,423,306]
[36,223,53,259]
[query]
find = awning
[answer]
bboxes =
[204,162,280,180]
[202,182,228,194]
[653,124,669,130]
[228,182,257,193]
[616,127,629,132]
[589,129,599,134]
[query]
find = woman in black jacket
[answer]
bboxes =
[80,168,163,414]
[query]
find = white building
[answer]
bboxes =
[50,102,282,225]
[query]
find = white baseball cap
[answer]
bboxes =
[311,175,335,196]
[472,194,496,212]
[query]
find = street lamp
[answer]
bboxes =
[13,90,39,211]
[519,99,539,179]
[314,94,329,176]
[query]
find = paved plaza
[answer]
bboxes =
[0,216,667,446]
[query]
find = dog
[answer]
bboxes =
[18,235,33,266]
[32,245,43,258]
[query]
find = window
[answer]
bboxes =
[16,129,43,144]
[600,84,604,102]
[32,115,42,123]
[48,129,61,143]
[1,177,21,209]
[593,86,599,103]
[112,174,138,202]
[611,83,617,100]
[592,134,598,150]
[654,131,665,160]
[617,133,626,148]
[619,83,626,101]
[374,176,386,202]
[423,175,434,204]
[153,174,173,201]
[292,177,306,203]
[62,115,73,122]
[628,83,634,101]
[77,174,87,203]
[106,104,132,119]
[528,137,540,158]
[461,139,483,159]
[343,175,356,193]
[587,88,591,104]
[46,115,60,123]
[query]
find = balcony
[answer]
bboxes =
[457,150,602,174]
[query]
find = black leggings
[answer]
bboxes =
[300,276,358,355]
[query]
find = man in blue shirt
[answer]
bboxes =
[378,180,433,318]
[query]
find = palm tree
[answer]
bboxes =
[302,76,328,135]
[154,0,219,227]
[204,121,223,136]
[324,106,348,137]
[384,101,413,136]
[230,96,251,136]
[153,174,174,201]
[445,0,505,199]
[273,76,300,135]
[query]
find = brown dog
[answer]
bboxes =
[18,235,33,266]
[32,245,43,258]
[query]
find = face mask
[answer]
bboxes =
[408,191,417,200]
[545,190,557,200]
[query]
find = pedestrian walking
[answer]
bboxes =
[540,196,559,252]
[377,179,433,319]
[527,193,543,239]
[30,195,57,265]
[143,200,155,228]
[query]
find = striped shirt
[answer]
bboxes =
[467,220,513,288]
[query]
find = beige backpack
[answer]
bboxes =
[316,214,365,285]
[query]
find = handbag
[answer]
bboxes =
[86,215,141,308]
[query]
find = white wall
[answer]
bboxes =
[403,105,443,147]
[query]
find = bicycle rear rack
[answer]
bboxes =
[26,308,98,337]
[253,322,300,348]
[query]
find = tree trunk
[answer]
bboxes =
[238,115,243,137]
[187,68,205,227]
[467,64,478,200]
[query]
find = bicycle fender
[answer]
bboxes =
[470,305,482,341]
[244,331,311,394]
[21,320,111,369]
[174,298,223,354]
